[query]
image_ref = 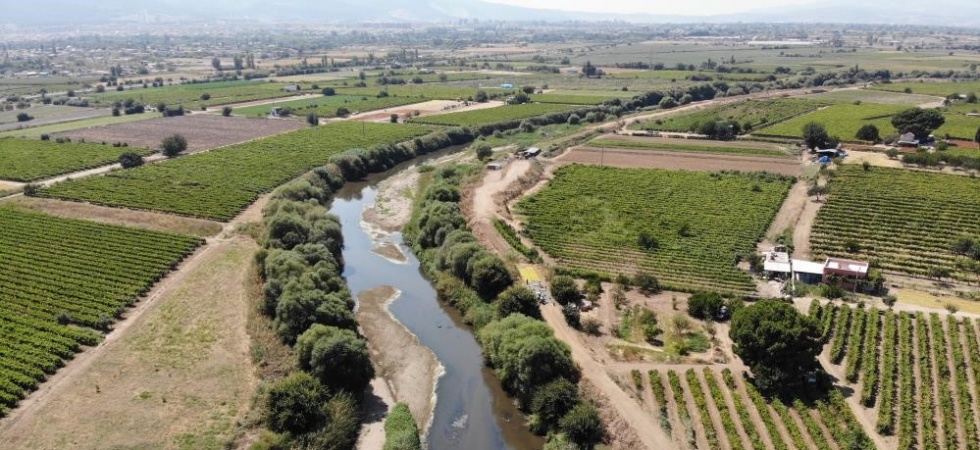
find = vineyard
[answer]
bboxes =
[408,103,581,127]
[528,93,613,105]
[646,368,875,450]
[39,122,430,221]
[870,81,980,98]
[0,138,154,182]
[0,207,203,415]
[587,136,791,157]
[810,166,980,280]
[517,165,793,294]
[630,99,826,133]
[812,301,980,450]
[86,80,298,109]
[235,94,421,118]
[757,103,980,141]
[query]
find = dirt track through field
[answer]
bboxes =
[561,147,803,176]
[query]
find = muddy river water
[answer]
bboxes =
[330,158,543,450]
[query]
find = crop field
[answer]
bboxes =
[632,99,827,133]
[759,102,980,141]
[647,368,874,450]
[409,103,581,126]
[813,302,980,450]
[802,89,944,106]
[0,112,159,140]
[58,114,305,154]
[517,165,793,294]
[235,94,420,118]
[0,105,93,126]
[587,136,791,157]
[39,122,430,221]
[810,166,980,279]
[0,138,155,182]
[870,81,980,98]
[86,80,299,109]
[528,93,614,105]
[334,84,505,100]
[0,207,203,415]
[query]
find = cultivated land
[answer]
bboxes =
[85,79,301,110]
[813,302,980,450]
[235,94,421,118]
[58,114,305,154]
[871,81,980,97]
[758,102,980,141]
[0,238,259,450]
[39,121,430,221]
[517,165,793,294]
[587,135,793,157]
[560,147,803,176]
[630,98,827,133]
[0,207,204,415]
[409,103,582,126]
[0,138,154,182]
[0,112,159,139]
[810,166,980,280]
[801,89,944,106]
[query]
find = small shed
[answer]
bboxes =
[824,257,869,279]
[522,147,541,158]
[897,132,919,147]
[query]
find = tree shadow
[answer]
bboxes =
[360,381,390,425]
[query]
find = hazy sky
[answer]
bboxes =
[484,0,806,16]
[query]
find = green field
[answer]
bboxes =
[86,80,300,110]
[409,103,581,127]
[810,166,980,280]
[517,165,793,294]
[587,137,791,157]
[632,98,827,133]
[0,207,203,414]
[0,138,154,182]
[39,122,430,221]
[870,81,980,97]
[334,84,506,100]
[0,110,160,139]
[236,95,421,118]
[803,89,943,106]
[528,93,614,105]
[0,106,92,125]
[758,103,980,141]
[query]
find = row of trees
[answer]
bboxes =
[405,166,605,449]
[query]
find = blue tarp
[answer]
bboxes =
[818,156,831,164]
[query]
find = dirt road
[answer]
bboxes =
[467,159,533,255]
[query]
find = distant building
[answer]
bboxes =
[500,83,515,89]
[761,248,867,285]
[283,84,300,92]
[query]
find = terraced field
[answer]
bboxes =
[0,138,154,182]
[39,122,430,221]
[0,207,203,415]
[649,368,875,450]
[813,302,980,450]
[630,98,827,133]
[810,166,980,280]
[517,165,793,294]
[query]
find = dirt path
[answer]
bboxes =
[817,337,892,450]
[0,238,259,449]
[792,197,822,260]
[358,377,396,450]
[356,286,440,447]
[466,159,532,256]
[787,408,822,450]
[760,179,809,248]
[808,408,842,450]
[540,303,674,449]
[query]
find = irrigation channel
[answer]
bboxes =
[330,153,543,450]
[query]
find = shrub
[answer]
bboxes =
[222,106,233,117]
[495,286,541,319]
[559,402,604,449]
[562,304,581,328]
[567,114,580,125]
[688,292,725,320]
[160,134,187,157]
[296,324,375,394]
[16,112,33,122]
[550,275,580,305]
[633,272,660,295]
[529,378,579,435]
[473,142,493,160]
[265,372,329,434]
[383,403,421,450]
[118,152,144,168]
[322,87,335,96]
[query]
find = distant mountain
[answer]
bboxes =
[4,0,980,27]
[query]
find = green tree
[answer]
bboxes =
[322,87,336,96]
[265,372,329,434]
[469,254,512,298]
[530,378,579,435]
[633,272,660,295]
[307,113,319,127]
[688,292,724,320]
[496,286,541,319]
[118,152,144,168]
[475,90,489,103]
[296,324,374,393]
[160,134,187,158]
[559,402,604,449]
[890,108,946,140]
[222,106,233,117]
[211,57,221,71]
[730,300,822,393]
[472,142,493,161]
[336,107,350,117]
[659,96,678,109]
[567,114,581,125]
[807,184,828,201]
[550,275,580,305]
[802,122,831,149]
[855,124,881,143]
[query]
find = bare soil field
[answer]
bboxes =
[3,196,223,238]
[0,238,259,450]
[349,99,504,122]
[356,286,440,440]
[57,114,304,152]
[601,134,793,152]
[561,146,803,176]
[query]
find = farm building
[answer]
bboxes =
[521,147,541,158]
[761,248,867,285]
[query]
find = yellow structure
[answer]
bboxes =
[517,264,542,284]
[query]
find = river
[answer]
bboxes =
[330,158,544,450]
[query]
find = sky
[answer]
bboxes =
[484,0,808,16]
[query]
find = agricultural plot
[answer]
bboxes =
[528,93,614,105]
[0,207,203,415]
[802,89,943,106]
[631,99,826,133]
[86,80,299,109]
[58,114,305,154]
[0,138,154,182]
[810,166,980,280]
[39,122,430,221]
[235,94,421,118]
[0,105,93,126]
[409,103,581,127]
[334,84,501,100]
[870,81,980,98]
[517,165,793,294]
[758,103,980,141]
[813,302,980,450]
[651,367,874,450]
[587,136,791,157]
